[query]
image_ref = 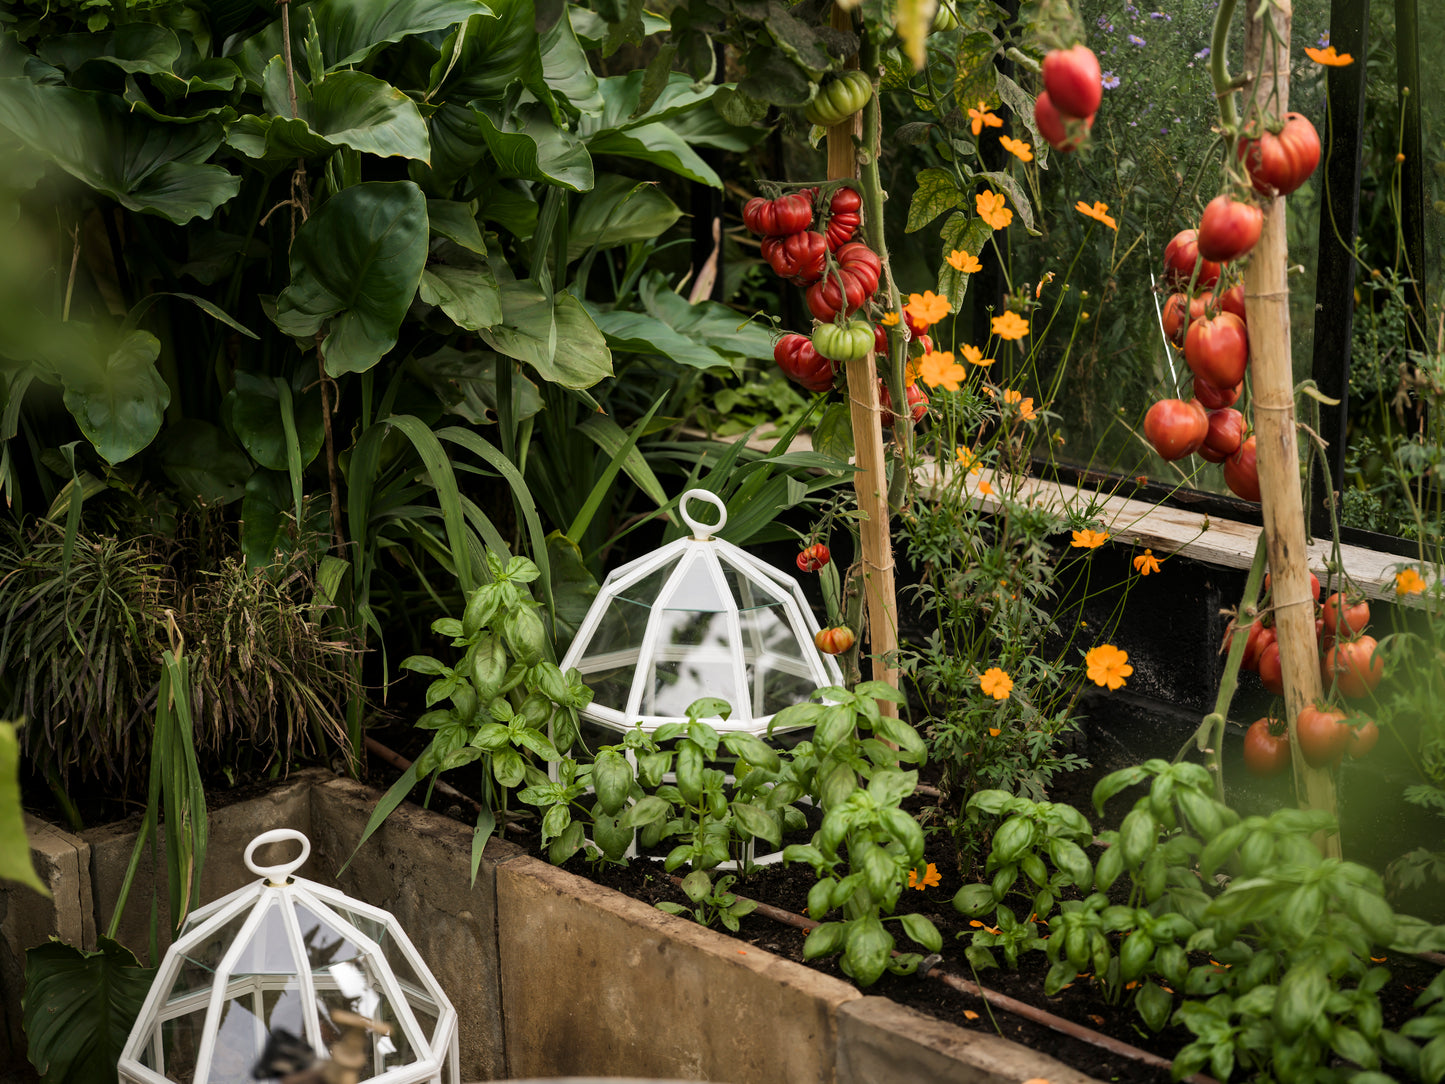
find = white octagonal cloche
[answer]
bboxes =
[559,489,844,736]
[118,830,458,1084]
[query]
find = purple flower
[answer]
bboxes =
[1317,30,1330,48]
[1128,34,1146,46]
[1097,14,1114,30]
[1102,72,1121,89]
[1160,127,1169,135]
[1149,11,1172,20]
[1125,3,1139,15]
[1194,46,1211,59]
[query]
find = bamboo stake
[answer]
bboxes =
[1240,0,1340,855]
[828,10,900,707]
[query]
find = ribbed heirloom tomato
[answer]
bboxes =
[1297,704,1350,767]
[805,71,873,127]
[879,380,929,427]
[1197,196,1264,262]
[1034,91,1094,152]
[773,334,834,392]
[1193,376,1242,410]
[1185,311,1249,388]
[1223,436,1260,502]
[1144,397,1208,460]
[806,242,881,321]
[1199,408,1245,463]
[763,231,828,285]
[1324,636,1384,698]
[1237,112,1321,197]
[825,188,862,250]
[1042,45,1103,119]
[796,543,830,572]
[1322,592,1370,638]
[1163,292,1211,345]
[1243,717,1291,777]
[742,193,812,237]
[1163,229,1222,289]
[814,626,856,655]
[812,319,875,363]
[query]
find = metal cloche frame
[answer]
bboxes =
[559,490,844,735]
[117,830,458,1084]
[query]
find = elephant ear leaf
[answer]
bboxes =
[23,937,156,1084]
[274,181,429,376]
[56,326,170,465]
[0,78,239,224]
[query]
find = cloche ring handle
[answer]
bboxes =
[679,489,728,541]
[245,828,311,884]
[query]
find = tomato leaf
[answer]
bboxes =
[905,168,967,233]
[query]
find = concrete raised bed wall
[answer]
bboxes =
[2,773,1101,1084]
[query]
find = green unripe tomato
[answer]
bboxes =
[932,1,958,32]
[805,70,874,128]
[811,319,874,363]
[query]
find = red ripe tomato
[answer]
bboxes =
[1347,718,1379,759]
[742,192,813,238]
[805,242,881,321]
[874,323,890,355]
[879,380,929,427]
[1162,292,1211,346]
[1322,592,1370,638]
[1163,229,1222,289]
[1144,397,1208,460]
[1193,377,1242,410]
[764,230,828,285]
[796,543,830,572]
[825,188,862,251]
[814,626,856,655]
[1324,635,1384,698]
[773,334,834,392]
[1197,196,1264,263]
[1199,408,1245,463]
[1221,282,1247,321]
[1237,112,1321,197]
[1297,704,1349,767]
[1223,436,1260,502]
[1042,45,1103,119]
[1185,311,1250,388]
[1034,91,1094,152]
[1246,622,1277,672]
[1257,640,1284,695]
[1265,570,1322,604]
[1243,717,1291,777]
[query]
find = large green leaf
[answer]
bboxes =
[475,102,593,191]
[0,79,239,223]
[480,282,611,388]
[410,345,543,424]
[55,326,170,464]
[0,722,46,895]
[429,0,554,113]
[420,265,503,331]
[231,0,494,85]
[23,937,155,1084]
[587,306,729,370]
[274,181,429,376]
[240,468,330,567]
[261,60,429,160]
[540,7,604,113]
[639,273,776,361]
[585,121,719,186]
[568,174,680,260]
[229,369,324,470]
[427,199,488,253]
[38,25,182,75]
[157,419,252,505]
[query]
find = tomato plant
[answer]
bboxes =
[742,193,813,238]
[1143,397,1208,460]
[1163,229,1222,289]
[812,320,875,363]
[1193,376,1241,410]
[773,334,834,392]
[1223,436,1260,502]
[1322,593,1370,638]
[1237,112,1321,197]
[1324,636,1384,698]
[763,231,828,286]
[1199,408,1245,463]
[1196,196,1264,262]
[1033,90,1093,152]
[879,380,929,427]
[814,626,856,655]
[806,242,881,321]
[1042,45,1102,119]
[1297,704,1349,768]
[797,543,830,572]
[825,188,862,250]
[1243,717,1291,777]
[1184,311,1249,388]
[805,70,873,128]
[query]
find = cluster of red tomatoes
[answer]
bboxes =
[746,187,930,426]
[1143,111,1323,500]
[1034,44,1099,153]
[1233,574,1384,776]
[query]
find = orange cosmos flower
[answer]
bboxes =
[1075,200,1118,230]
[991,311,1029,340]
[1085,644,1132,690]
[1133,548,1162,575]
[879,311,901,327]
[999,135,1034,162]
[1305,45,1354,66]
[979,667,1013,700]
[961,343,992,367]
[968,101,1003,136]
[908,863,941,890]
[1071,528,1110,549]
[1396,567,1427,595]
[947,248,983,273]
[919,350,966,391]
[976,190,1013,230]
[955,444,981,473]
[977,478,995,496]
[905,290,952,328]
